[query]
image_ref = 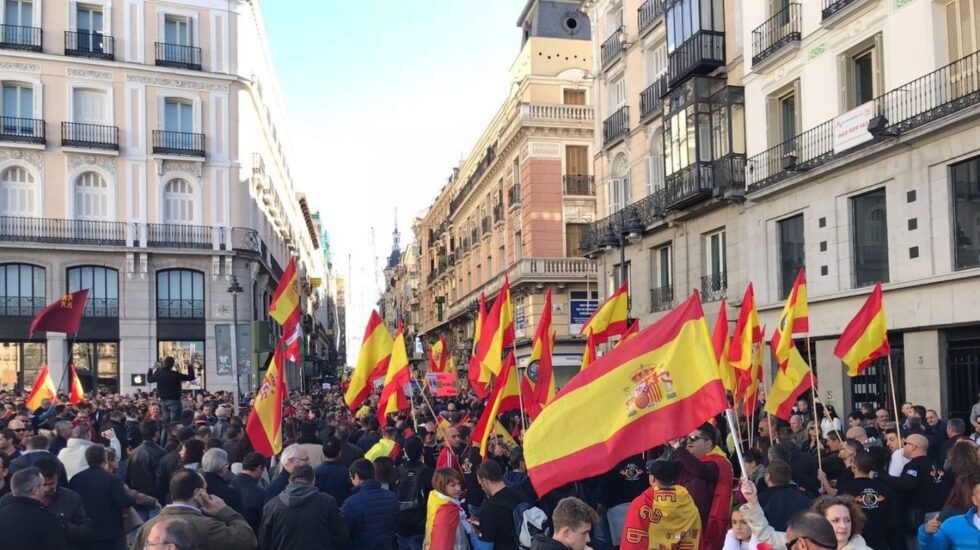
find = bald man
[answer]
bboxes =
[883,433,948,543]
[145,518,198,550]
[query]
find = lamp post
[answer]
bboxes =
[227,276,244,414]
[599,210,645,314]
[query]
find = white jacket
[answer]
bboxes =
[740,503,873,550]
[723,529,760,550]
[57,437,121,480]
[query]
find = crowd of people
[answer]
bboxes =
[0,357,978,550]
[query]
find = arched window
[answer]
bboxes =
[0,263,44,316]
[608,153,630,214]
[67,266,118,317]
[0,166,35,216]
[163,178,197,224]
[156,269,204,319]
[74,172,110,220]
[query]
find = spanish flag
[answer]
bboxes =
[474,278,514,377]
[69,364,85,405]
[621,485,701,550]
[522,289,556,420]
[467,294,490,399]
[26,365,57,410]
[711,300,736,393]
[834,282,890,377]
[737,324,765,418]
[579,330,598,371]
[246,337,287,457]
[580,281,629,344]
[729,284,762,374]
[428,337,448,373]
[345,310,393,411]
[378,323,411,427]
[765,346,816,420]
[772,269,809,366]
[269,257,300,327]
[472,352,522,458]
[365,438,402,462]
[524,292,728,496]
[614,320,641,350]
[424,490,462,550]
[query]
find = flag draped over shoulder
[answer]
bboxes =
[345,310,393,411]
[474,278,514,377]
[524,292,728,496]
[712,300,736,393]
[69,364,85,405]
[378,324,411,426]
[29,289,89,338]
[580,281,629,344]
[428,337,448,373]
[424,491,462,550]
[246,338,287,457]
[467,294,490,399]
[26,365,56,410]
[834,282,890,377]
[522,289,556,420]
[472,353,522,458]
[620,485,702,550]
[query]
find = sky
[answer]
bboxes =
[262,0,530,359]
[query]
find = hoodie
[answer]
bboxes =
[258,482,348,550]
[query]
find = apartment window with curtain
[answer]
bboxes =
[852,189,889,287]
[566,224,586,257]
[2,83,33,134]
[647,128,665,194]
[645,43,668,84]
[767,80,801,147]
[565,145,590,195]
[563,89,586,105]
[608,75,626,116]
[778,214,805,299]
[650,244,673,311]
[952,156,980,271]
[2,0,34,47]
[839,34,884,110]
[608,153,630,214]
[75,4,105,53]
[702,229,727,299]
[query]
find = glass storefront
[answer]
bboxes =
[71,342,119,394]
[158,340,205,390]
[0,342,47,391]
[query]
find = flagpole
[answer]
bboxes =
[762,357,775,448]
[887,354,903,442]
[57,331,80,397]
[408,379,419,432]
[413,372,449,441]
[725,409,748,480]
[511,338,527,434]
[804,334,823,473]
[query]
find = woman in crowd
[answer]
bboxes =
[723,506,760,550]
[424,468,472,550]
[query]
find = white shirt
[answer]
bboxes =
[888,449,910,477]
[821,418,843,439]
[57,437,122,480]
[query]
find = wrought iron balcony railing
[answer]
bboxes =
[603,106,629,147]
[508,184,521,207]
[822,0,867,20]
[62,122,119,150]
[153,130,205,157]
[0,117,44,144]
[155,42,202,70]
[668,31,725,87]
[0,296,44,317]
[146,223,217,249]
[563,175,595,196]
[157,299,205,319]
[65,31,114,60]
[640,76,669,119]
[601,26,625,69]
[0,24,41,52]
[700,272,728,302]
[748,49,980,192]
[650,285,674,312]
[0,216,127,246]
[638,0,665,35]
[493,204,504,223]
[752,3,801,67]
[83,297,119,318]
[580,189,667,253]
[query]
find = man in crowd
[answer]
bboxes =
[476,460,528,550]
[156,426,197,502]
[315,437,353,505]
[837,451,901,550]
[229,452,266,532]
[883,433,947,548]
[531,497,598,550]
[201,448,243,514]
[58,423,121,481]
[758,459,813,531]
[266,443,310,501]
[48,420,72,457]
[9,434,67,483]
[334,424,364,467]
[66,444,134,550]
[595,454,647,548]
[148,357,196,441]
[621,459,700,550]
[340,458,399,550]
[0,428,20,460]
[394,436,433,550]
[0,468,66,550]
[785,512,839,550]
[673,423,734,550]
[143,518,197,550]
[127,420,166,501]
[940,418,970,463]
[259,464,348,550]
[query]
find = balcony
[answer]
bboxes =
[481,217,491,235]
[65,31,114,60]
[153,130,205,158]
[508,184,521,207]
[0,24,41,52]
[0,297,44,317]
[519,103,594,124]
[146,223,219,249]
[650,285,674,312]
[640,76,669,120]
[747,49,980,193]
[700,272,727,302]
[157,299,205,319]
[600,26,625,70]
[638,0,665,35]
[580,189,667,253]
[0,217,127,246]
[665,154,746,209]
[563,175,595,196]
[83,298,119,318]
[822,0,869,21]
[0,117,44,145]
[603,106,629,148]
[62,122,119,151]
[752,4,801,68]
[668,31,725,87]
[155,42,202,70]
[492,204,504,223]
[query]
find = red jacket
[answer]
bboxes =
[675,447,734,550]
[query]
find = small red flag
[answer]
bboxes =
[29,289,89,339]
[69,364,86,405]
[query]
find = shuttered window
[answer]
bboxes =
[946,0,980,62]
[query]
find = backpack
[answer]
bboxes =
[395,464,428,533]
[513,502,550,550]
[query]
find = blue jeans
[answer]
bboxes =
[592,511,612,550]
[160,399,181,445]
[396,534,423,550]
[607,502,631,546]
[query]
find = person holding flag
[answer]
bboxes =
[672,422,734,550]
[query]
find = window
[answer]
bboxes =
[73,88,108,125]
[952,157,980,270]
[852,189,889,286]
[164,99,193,133]
[0,165,34,216]
[608,153,630,214]
[651,244,673,311]
[75,4,105,53]
[2,84,32,121]
[512,158,521,188]
[702,230,727,300]
[946,0,980,62]
[566,223,586,257]
[607,75,626,114]
[565,145,590,195]
[164,15,191,46]
[644,44,667,84]
[647,128,665,194]
[163,178,197,224]
[515,231,523,260]
[67,266,119,317]
[778,214,805,299]
[666,0,724,52]
[767,81,801,147]
[71,342,119,394]
[839,34,883,110]
[614,261,631,292]
[0,342,45,392]
[74,172,110,220]
[0,263,44,316]
[563,89,586,105]
[156,269,205,318]
[4,0,30,26]
[605,6,624,38]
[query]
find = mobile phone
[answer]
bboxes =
[925,512,940,522]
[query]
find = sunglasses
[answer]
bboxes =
[687,435,708,443]
[787,536,835,549]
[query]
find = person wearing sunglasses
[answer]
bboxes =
[673,422,734,550]
[784,511,839,550]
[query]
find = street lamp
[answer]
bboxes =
[600,210,645,292]
[227,276,244,414]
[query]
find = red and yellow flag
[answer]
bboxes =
[424,490,462,550]
[345,310,394,411]
[428,337,448,373]
[771,269,809,366]
[524,292,728,496]
[580,281,629,344]
[474,278,514,377]
[579,330,598,371]
[246,337,287,457]
[522,289,556,420]
[69,364,85,405]
[737,324,766,418]
[834,282,890,377]
[29,289,89,338]
[378,324,411,426]
[765,346,816,420]
[621,485,701,550]
[472,352,522,458]
[467,294,489,399]
[614,320,641,350]
[729,284,762,374]
[269,258,300,326]
[26,365,57,410]
[712,300,736,393]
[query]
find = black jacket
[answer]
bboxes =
[147,367,195,400]
[127,440,167,501]
[229,473,265,532]
[8,450,68,485]
[203,471,244,515]
[340,441,364,467]
[0,496,67,550]
[479,485,530,550]
[259,482,348,550]
[155,448,182,502]
[838,476,903,550]
[222,438,247,465]
[66,465,134,540]
[758,484,815,532]
[315,460,353,505]
[1,487,90,550]
[394,459,434,536]
[530,536,572,550]
[48,435,68,457]
[265,470,290,502]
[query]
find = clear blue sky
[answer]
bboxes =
[262,0,528,357]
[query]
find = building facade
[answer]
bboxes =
[0,0,326,395]
[417,0,600,385]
